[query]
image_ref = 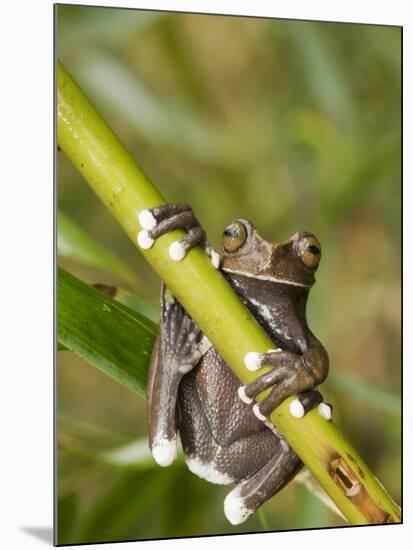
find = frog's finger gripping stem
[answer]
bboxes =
[57,61,401,525]
[138,204,220,267]
[241,349,329,420]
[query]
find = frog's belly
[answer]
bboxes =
[177,348,287,484]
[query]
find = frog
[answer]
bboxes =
[138,203,330,525]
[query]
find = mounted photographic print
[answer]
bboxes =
[55,4,402,546]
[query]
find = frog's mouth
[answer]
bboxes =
[221,266,311,288]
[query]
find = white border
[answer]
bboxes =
[1,1,409,549]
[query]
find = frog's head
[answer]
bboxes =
[220,219,321,288]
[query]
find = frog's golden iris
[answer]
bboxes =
[222,221,248,253]
[295,234,321,270]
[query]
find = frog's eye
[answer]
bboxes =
[223,221,248,253]
[295,235,321,269]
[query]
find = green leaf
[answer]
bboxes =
[58,267,157,397]
[93,283,159,324]
[58,210,136,284]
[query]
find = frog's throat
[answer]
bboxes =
[221,267,311,288]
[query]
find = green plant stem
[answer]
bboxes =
[57,60,401,525]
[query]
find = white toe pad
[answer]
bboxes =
[289,399,305,418]
[169,241,186,261]
[237,386,253,405]
[318,402,332,421]
[244,352,262,371]
[252,403,267,422]
[138,209,157,230]
[137,230,155,249]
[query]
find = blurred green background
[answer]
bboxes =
[56,5,401,545]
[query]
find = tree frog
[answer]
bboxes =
[138,203,330,525]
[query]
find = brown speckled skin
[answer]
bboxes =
[147,211,329,517]
[178,347,290,481]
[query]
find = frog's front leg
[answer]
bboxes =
[240,334,330,421]
[147,284,207,467]
[138,203,219,267]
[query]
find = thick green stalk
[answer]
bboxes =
[57,60,401,525]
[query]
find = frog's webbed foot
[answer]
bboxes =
[239,348,331,421]
[138,203,220,268]
[147,284,210,467]
[160,285,206,371]
[224,440,302,525]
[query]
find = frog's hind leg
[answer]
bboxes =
[147,284,207,467]
[224,442,302,525]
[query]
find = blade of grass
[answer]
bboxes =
[292,483,332,529]
[256,508,269,531]
[93,283,159,323]
[58,267,157,397]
